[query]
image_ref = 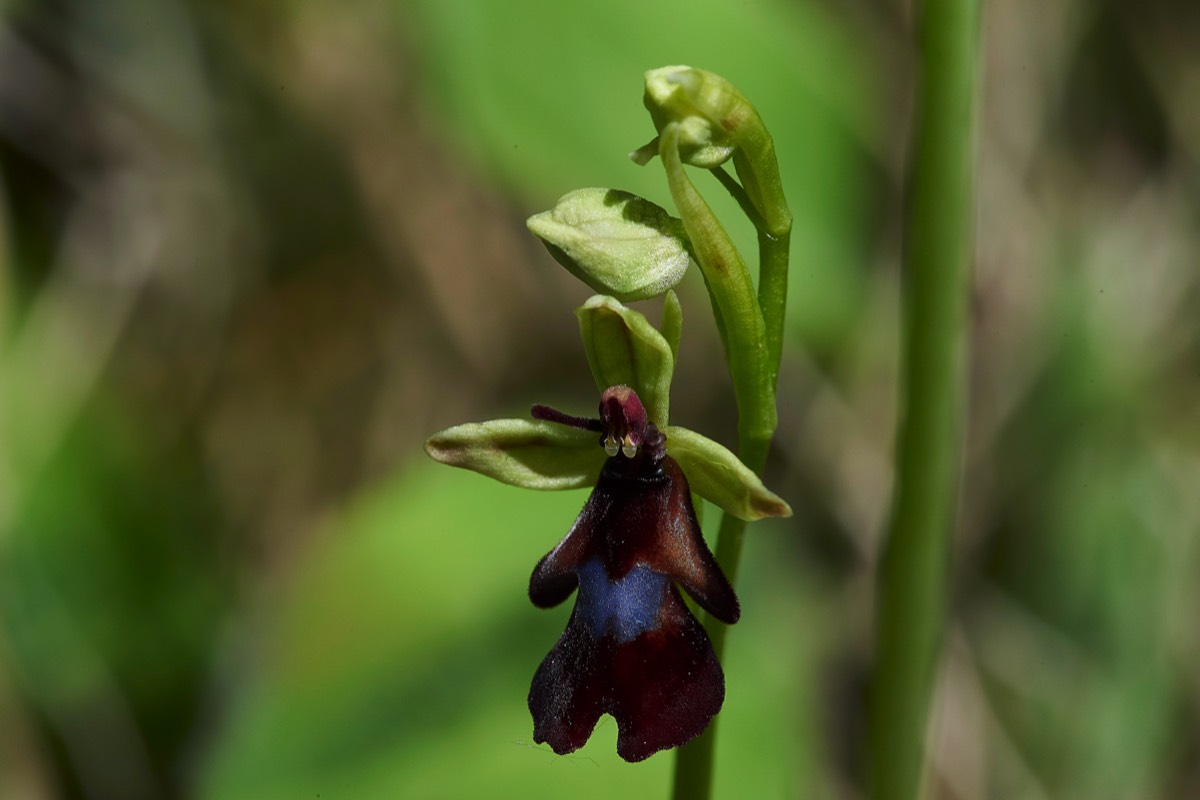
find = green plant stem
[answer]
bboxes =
[708,167,791,390]
[731,146,789,240]
[670,165,787,800]
[867,0,979,798]
[676,221,784,800]
[672,433,771,800]
[665,99,792,800]
[659,125,774,446]
[758,228,790,391]
[710,167,767,230]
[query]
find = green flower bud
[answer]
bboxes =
[641,66,745,169]
[640,65,790,237]
[424,419,601,490]
[527,188,690,302]
[576,295,674,428]
[665,425,792,521]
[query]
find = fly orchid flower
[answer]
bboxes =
[425,294,790,761]
[526,385,740,761]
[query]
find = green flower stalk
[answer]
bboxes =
[637,66,793,391]
[658,122,774,445]
[629,66,793,800]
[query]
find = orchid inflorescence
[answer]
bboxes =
[425,65,791,764]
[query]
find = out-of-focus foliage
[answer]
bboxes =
[0,0,1198,798]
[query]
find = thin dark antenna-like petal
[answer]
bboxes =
[531,404,604,432]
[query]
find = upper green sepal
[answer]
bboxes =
[665,425,792,521]
[526,188,690,302]
[576,295,675,428]
[424,419,601,490]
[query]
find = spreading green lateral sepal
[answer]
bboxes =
[527,188,690,302]
[424,419,602,490]
[665,425,791,521]
[576,295,675,428]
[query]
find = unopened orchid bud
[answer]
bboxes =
[638,66,745,169]
[527,188,690,302]
[638,65,790,237]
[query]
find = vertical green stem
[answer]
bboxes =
[867,0,979,798]
[670,160,788,800]
[672,435,770,800]
[709,162,792,390]
[659,125,774,445]
[659,74,792,800]
[757,230,790,390]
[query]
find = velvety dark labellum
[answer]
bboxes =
[527,388,739,762]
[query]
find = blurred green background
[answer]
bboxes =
[1,0,1198,798]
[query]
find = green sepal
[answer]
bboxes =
[424,419,602,490]
[576,295,675,428]
[527,188,690,302]
[666,425,792,521]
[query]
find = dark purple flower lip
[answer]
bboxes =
[526,386,739,761]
